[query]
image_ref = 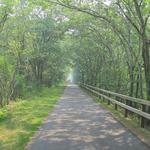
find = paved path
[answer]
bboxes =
[26,85,149,150]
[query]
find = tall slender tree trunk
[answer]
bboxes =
[142,38,150,101]
[142,37,150,115]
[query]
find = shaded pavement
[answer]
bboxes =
[26,85,149,150]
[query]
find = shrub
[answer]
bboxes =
[0,108,8,120]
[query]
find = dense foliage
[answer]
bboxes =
[52,0,150,100]
[0,0,150,107]
[0,1,71,106]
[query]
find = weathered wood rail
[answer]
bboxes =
[81,83,150,128]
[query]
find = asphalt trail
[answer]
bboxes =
[26,85,149,150]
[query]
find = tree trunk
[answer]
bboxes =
[0,94,3,107]
[142,38,150,101]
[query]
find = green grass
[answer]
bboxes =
[0,85,65,150]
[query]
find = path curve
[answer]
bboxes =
[26,85,149,150]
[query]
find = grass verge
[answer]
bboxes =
[0,85,65,150]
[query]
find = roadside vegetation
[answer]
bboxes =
[1,1,150,108]
[0,85,65,150]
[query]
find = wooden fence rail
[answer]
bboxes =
[81,83,150,128]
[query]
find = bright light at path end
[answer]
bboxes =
[104,0,112,6]
[67,70,73,83]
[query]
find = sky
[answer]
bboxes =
[104,0,112,6]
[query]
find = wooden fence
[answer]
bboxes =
[81,83,150,128]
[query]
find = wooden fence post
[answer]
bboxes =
[115,96,118,110]
[124,99,128,117]
[141,104,146,128]
[124,109,128,118]
[102,92,105,102]
[98,90,101,100]
[107,93,111,105]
